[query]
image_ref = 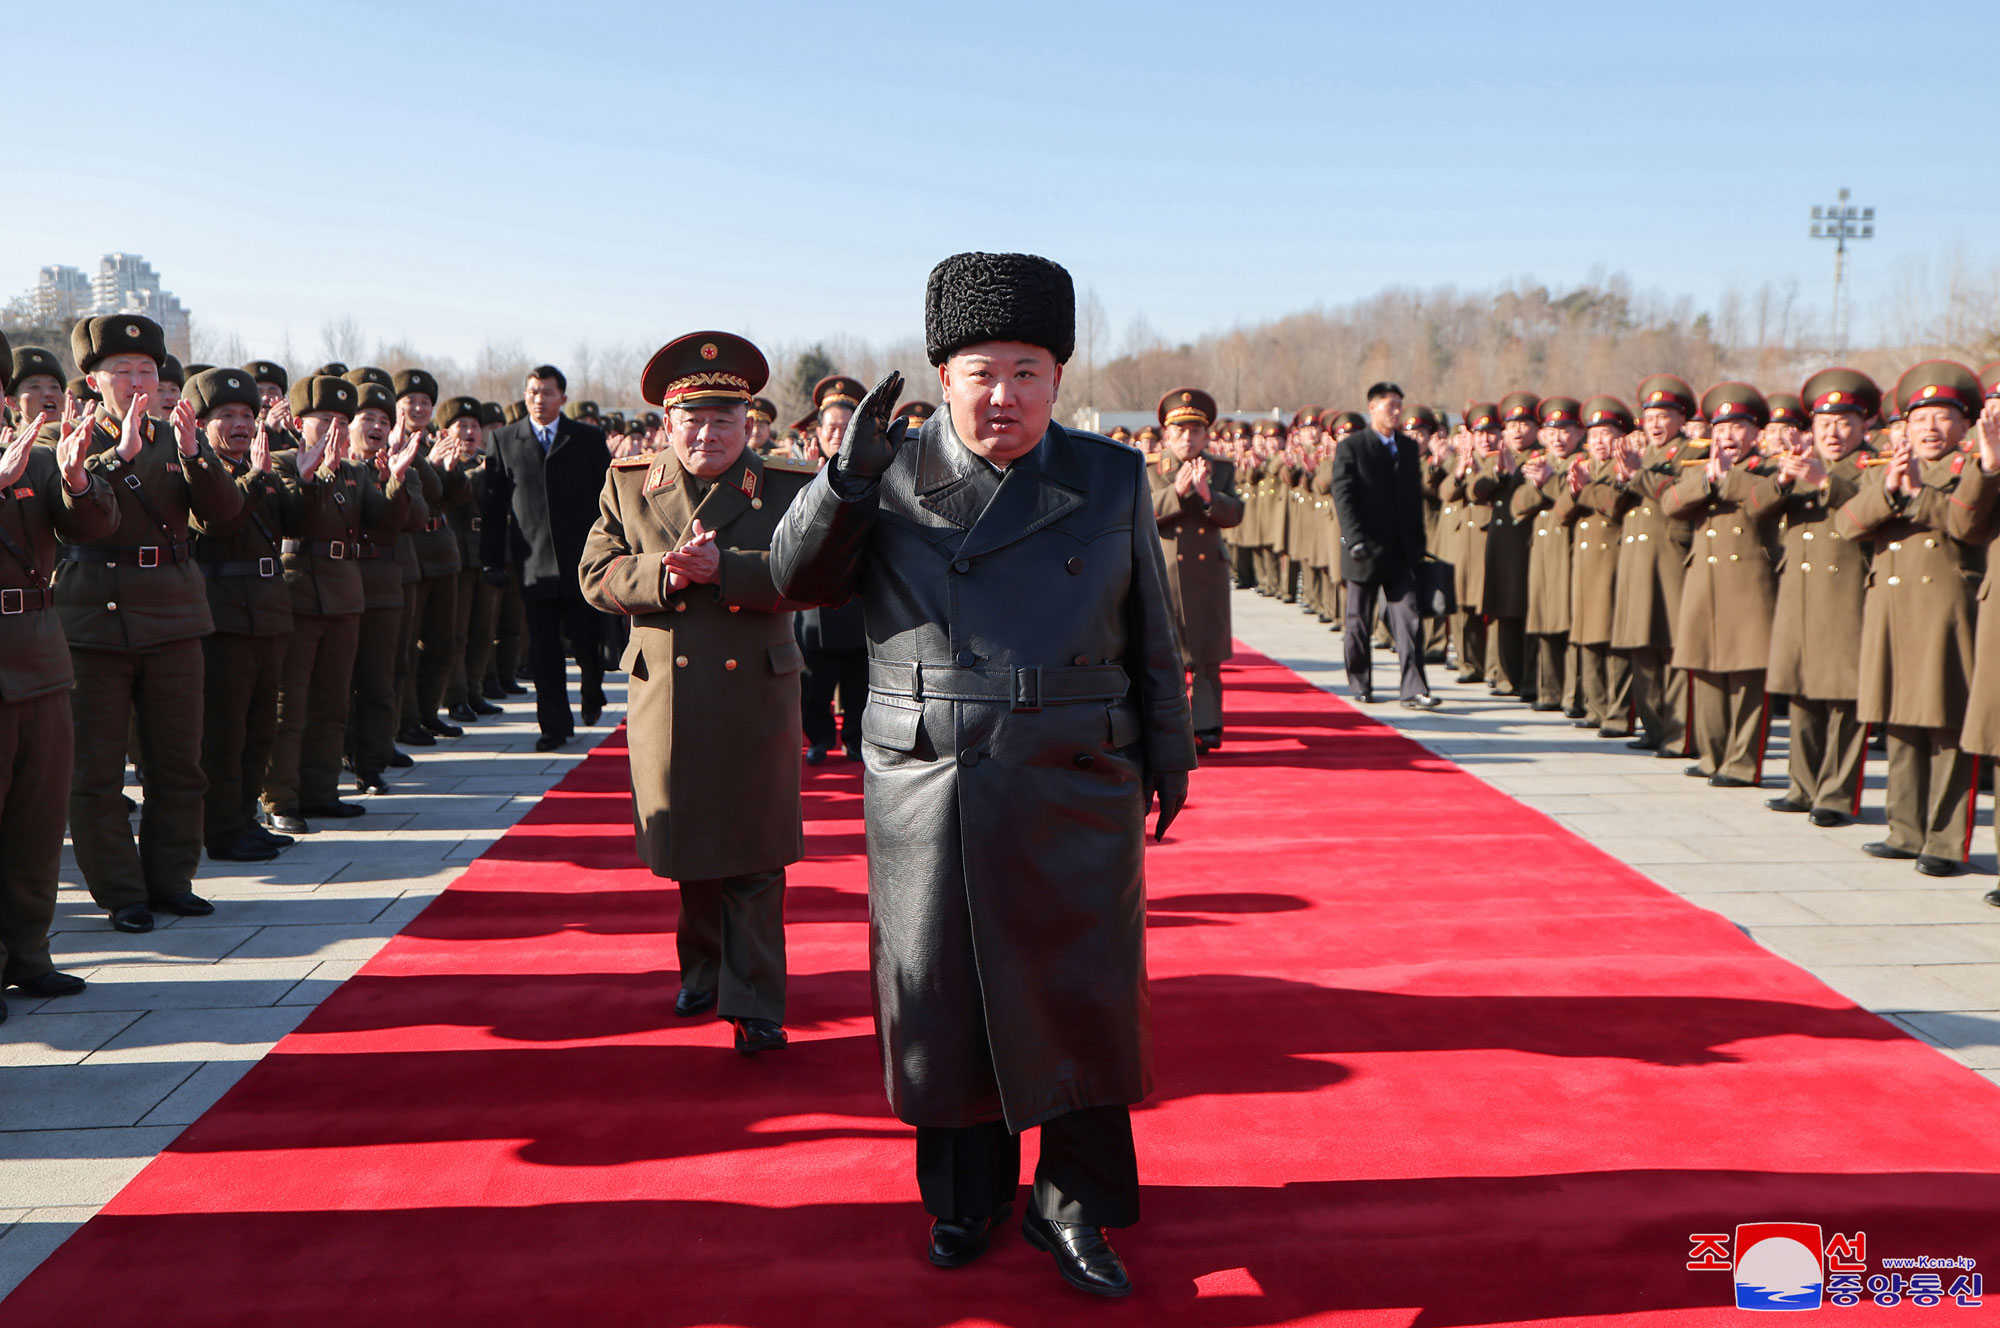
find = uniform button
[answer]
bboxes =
[953,559,970,574]
[1537,529,1547,537]
[1829,532,1841,540]
[728,605,740,613]
[958,748,980,767]
[1802,531,1814,540]
[955,649,977,668]
[1197,526,1209,534]
[675,601,687,612]
[1925,538,1936,548]
[1888,541,1902,551]
[1706,529,1717,538]
[1638,534,1649,542]
[1197,552,1206,559]
[1178,553,1186,560]
[1624,536,1634,544]
[1642,506,1652,515]
[1065,556,1082,575]
[1707,555,1717,564]
[1577,541,1588,550]
[1887,576,1901,586]
[1732,526,1742,535]
[1073,654,1090,666]
[725,658,737,670]
[1729,554,1739,561]
[1074,753,1095,768]
[1828,565,1838,573]
[675,654,689,666]
[1801,562,1812,572]
[106,601,118,610]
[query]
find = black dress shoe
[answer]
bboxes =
[929,1204,1011,1269]
[301,800,367,818]
[422,715,464,738]
[1808,809,1848,828]
[843,741,863,761]
[1400,694,1441,711]
[10,970,87,998]
[502,679,529,696]
[207,833,280,863]
[110,903,154,933]
[470,696,503,715]
[483,678,507,700]
[355,773,388,796]
[1572,718,1597,729]
[152,890,215,917]
[1596,728,1629,739]
[387,749,414,768]
[267,813,312,835]
[534,734,569,752]
[1564,706,1588,720]
[1766,797,1809,813]
[396,725,437,747]
[1657,747,1689,760]
[1862,841,1919,860]
[1021,1214,1132,1298]
[121,793,139,815]
[1709,774,1753,788]
[247,820,295,848]
[674,988,716,1018]
[804,745,828,766]
[1685,765,1710,779]
[1625,737,1659,751]
[732,1018,788,1054]
[1983,889,2000,909]
[1916,855,1961,877]
[448,702,482,724]
[581,704,603,727]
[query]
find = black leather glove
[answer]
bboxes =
[482,567,509,589]
[838,371,908,482]
[1147,768,1189,843]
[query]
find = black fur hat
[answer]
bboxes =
[924,252,1075,366]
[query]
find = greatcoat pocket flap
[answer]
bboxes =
[861,699,923,752]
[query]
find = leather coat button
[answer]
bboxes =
[955,649,977,668]
[953,558,970,574]
[1065,556,1082,574]
[1074,753,1095,768]
[958,748,980,767]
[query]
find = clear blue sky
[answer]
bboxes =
[10,0,1995,365]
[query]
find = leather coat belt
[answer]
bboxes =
[58,541,191,567]
[281,539,392,560]
[201,557,279,579]
[0,587,53,614]
[868,659,1130,711]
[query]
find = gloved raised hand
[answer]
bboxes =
[838,371,907,482]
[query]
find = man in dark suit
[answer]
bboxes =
[1330,381,1440,710]
[481,365,611,750]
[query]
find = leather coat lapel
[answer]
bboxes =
[913,420,988,531]
[956,424,1085,562]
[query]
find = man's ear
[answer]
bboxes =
[936,361,952,398]
[1050,363,1063,401]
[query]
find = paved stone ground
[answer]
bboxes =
[1229,585,2000,1091]
[8,592,2000,1297]
[0,673,625,1297]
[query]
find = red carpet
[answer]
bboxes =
[8,648,1999,1325]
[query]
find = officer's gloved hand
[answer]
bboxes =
[1147,768,1189,842]
[838,371,908,483]
[482,567,509,590]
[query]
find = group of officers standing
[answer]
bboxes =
[1140,359,2000,897]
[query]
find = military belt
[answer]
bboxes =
[867,659,1130,712]
[58,540,192,567]
[281,539,393,560]
[201,557,279,579]
[0,587,53,614]
[423,517,448,532]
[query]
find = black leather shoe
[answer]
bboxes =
[301,800,366,819]
[422,715,464,738]
[843,741,863,761]
[674,988,716,1018]
[1021,1214,1132,1298]
[1656,747,1689,760]
[396,725,437,747]
[1625,737,1659,751]
[534,734,568,752]
[732,1018,788,1054]
[10,970,87,998]
[388,749,414,768]
[502,679,528,696]
[1564,706,1588,720]
[1983,889,2000,909]
[929,1204,1011,1269]
[110,903,154,933]
[1709,774,1753,788]
[470,696,503,715]
[248,822,295,849]
[582,693,605,727]
[804,745,828,766]
[153,890,215,917]
[448,702,482,724]
[1916,855,1961,877]
[1808,809,1848,828]
[1862,841,1918,860]
[1685,765,1710,779]
[1400,694,1441,711]
[355,773,388,796]
[1572,718,1597,729]
[207,834,279,863]
[1596,728,1629,739]
[267,813,312,835]
[483,678,507,700]
[1766,797,1809,813]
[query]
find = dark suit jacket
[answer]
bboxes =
[1329,428,1427,584]
[481,414,610,600]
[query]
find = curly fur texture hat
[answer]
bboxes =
[924,252,1075,366]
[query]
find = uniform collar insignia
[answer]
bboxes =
[645,456,676,495]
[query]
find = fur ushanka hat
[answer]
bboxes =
[924,252,1075,367]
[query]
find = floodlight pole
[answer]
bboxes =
[1810,187,1875,355]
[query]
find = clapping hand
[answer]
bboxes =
[1174,456,1212,501]
[250,421,273,475]
[1883,438,1917,498]
[1522,453,1551,487]
[170,398,201,458]
[0,415,43,490]
[1979,399,2000,475]
[663,518,720,590]
[116,393,150,462]
[386,419,422,483]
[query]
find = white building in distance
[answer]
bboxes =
[25,254,191,357]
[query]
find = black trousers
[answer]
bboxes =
[525,594,605,739]
[800,646,867,750]
[1343,570,1428,701]
[915,1105,1138,1228]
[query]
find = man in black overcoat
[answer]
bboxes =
[1329,381,1440,709]
[772,252,1195,1298]
[480,364,610,749]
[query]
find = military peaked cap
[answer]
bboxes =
[1158,387,1218,428]
[641,331,768,409]
[1800,368,1880,419]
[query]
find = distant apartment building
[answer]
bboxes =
[22,253,191,357]
[31,265,92,324]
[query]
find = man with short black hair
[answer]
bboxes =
[1331,382,1438,708]
[482,364,610,750]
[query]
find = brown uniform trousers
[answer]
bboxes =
[194,458,294,848]
[1837,460,1979,861]
[1766,458,1869,817]
[58,418,243,911]
[579,449,813,1024]
[0,448,118,977]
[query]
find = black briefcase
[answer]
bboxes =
[1417,555,1456,618]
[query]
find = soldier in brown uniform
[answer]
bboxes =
[1599,374,1702,757]
[1763,369,1879,826]
[433,397,501,724]
[187,368,297,863]
[56,315,244,933]
[578,331,813,1055]
[11,347,68,429]
[1836,361,1983,876]
[1150,388,1244,750]
[1945,366,2000,900]
[1446,406,1498,681]
[1468,393,1536,696]
[342,383,426,793]
[390,370,467,741]
[1664,383,1782,786]
[1516,396,1583,713]
[1563,396,1634,734]
[0,388,119,1013]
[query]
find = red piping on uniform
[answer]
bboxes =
[1682,673,1696,759]
[1851,723,1869,817]
[1963,755,1981,862]
[1752,691,1771,785]
[603,555,630,616]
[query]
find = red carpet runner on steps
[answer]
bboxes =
[8,648,1999,1325]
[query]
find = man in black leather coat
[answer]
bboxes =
[772,252,1195,1298]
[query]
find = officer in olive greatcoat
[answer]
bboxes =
[1561,396,1634,735]
[1151,387,1244,749]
